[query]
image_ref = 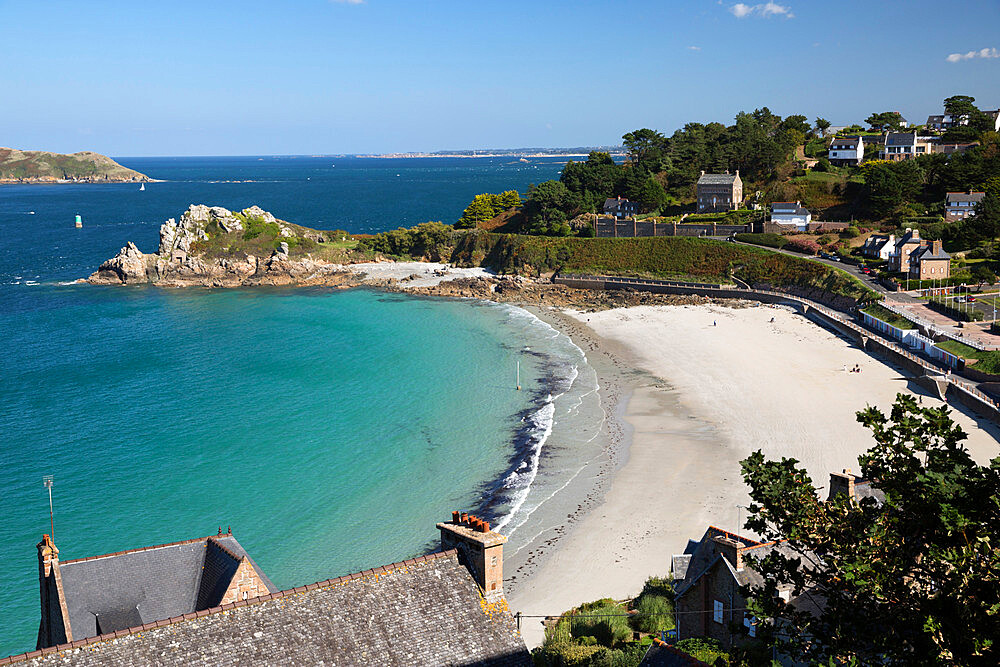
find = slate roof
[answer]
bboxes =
[639,641,710,666]
[911,243,950,262]
[853,479,887,505]
[860,134,885,146]
[771,202,810,216]
[946,191,985,205]
[603,197,638,213]
[886,132,917,147]
[697,173,738,185]
[14,551,531,667]
[673,527,763,598]
[829,136,859,149]
[55,534,278,641]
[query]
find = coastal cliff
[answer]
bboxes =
[0,147,150,184]
[88,205,359,287]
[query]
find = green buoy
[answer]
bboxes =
[75,214,82,228]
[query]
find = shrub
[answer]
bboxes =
[733,232,786,249]
[814,157,831,172]
[567,600,633,647]
[784,238,821,255]
[841,227,860,239]
[675,638,729,665]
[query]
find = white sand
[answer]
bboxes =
[346,261,493,288]
[510,303,1000,648]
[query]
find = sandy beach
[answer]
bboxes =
[506,302,1000,649]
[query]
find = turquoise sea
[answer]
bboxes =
[0,157,599,655]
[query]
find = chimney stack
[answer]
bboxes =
[36,534,72,649]
[437,511,507,602]
[932,239,943,254]
[828,468,857,502]
[712,535,745,571]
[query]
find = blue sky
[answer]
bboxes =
[1,0,998,156]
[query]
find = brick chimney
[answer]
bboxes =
[828,468,857,501]
[438,512,507,602]
[36,534,72,649]
[712,535,745,571]
[932,239,943,255]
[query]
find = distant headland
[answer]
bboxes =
[0,147,150,184]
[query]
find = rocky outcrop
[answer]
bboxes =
[0,147,151,183]
[90,242,153,284]
[87,204,360,288]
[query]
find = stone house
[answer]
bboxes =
[888,228,923,273]
[22,514,530,666]
[696,171,743,213]
[603,196,640,219]
[828,136,864,166]
[945,191,985,222]
[672,527,797,650]
[908,239,951,281]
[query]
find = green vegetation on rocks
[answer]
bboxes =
[0,147,149,182]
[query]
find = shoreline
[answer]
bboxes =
[504,301,1000,649]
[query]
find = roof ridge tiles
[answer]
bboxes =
[206,536,244,563]
[706,525,762,546]
[2,549,463,665]
[60,534,224,565]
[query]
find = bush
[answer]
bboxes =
[784,238,821,255]
[358,221,454,259]
[841,227,860,239]
[567,600,632,647]
[814,157,831,172]
[733,232,786,249]
[675,638,730,665]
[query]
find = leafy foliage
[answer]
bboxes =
[357,221,454,259]
[456,190,521,228]
[734,233,786,249]
[628,577,675,634]
[740,394,1000,665]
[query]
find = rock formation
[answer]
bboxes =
[87,205,357,288]
[0,147,150,183]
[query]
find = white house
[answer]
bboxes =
[828,136,864,166]
[770,201,812,231]
[861,233,896,260]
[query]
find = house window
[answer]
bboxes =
[744,614,757,638]
[713,600,724,623]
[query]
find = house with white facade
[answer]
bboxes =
[880,132,935,161]
[861,233,896,260]
[828,136,864,166]
[770,201,811,231]
[945,191,985,222]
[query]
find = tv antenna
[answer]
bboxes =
[43,475,55,540]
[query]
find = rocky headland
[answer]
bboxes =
[87,205,362,287]
[0,148,150,184]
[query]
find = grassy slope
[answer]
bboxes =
[935,339,1000,374]
[190,212,367,262]
[452,232,874,300]
[0,147,149,181]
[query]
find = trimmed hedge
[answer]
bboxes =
[734,232,786,249]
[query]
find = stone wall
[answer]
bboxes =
[219,559,270,605]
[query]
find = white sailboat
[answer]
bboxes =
[139,183,145,191]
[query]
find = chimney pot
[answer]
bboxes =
[460,512,469,524]
[482,521,490,533]
[452,511,461,523]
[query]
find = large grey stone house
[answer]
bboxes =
[696,171,743,213]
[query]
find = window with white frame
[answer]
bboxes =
[713,600,724,623]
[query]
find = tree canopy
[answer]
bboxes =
[740,394,1000,665]
[866,111,905,132]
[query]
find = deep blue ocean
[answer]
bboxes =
[0,156,579,655]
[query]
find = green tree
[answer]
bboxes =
[866,111,905,132]
[637,176,668,213]
[523,180,574,236]
[622,128,667,172]
[456,194,498,228]
[941,96,993,143]
[740,394,1000,665]
[863,163,905,218]
[971,264,996,290]
[815,117,832,136]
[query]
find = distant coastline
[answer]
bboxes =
[357,148,626,159]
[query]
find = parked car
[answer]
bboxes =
[969,296,977,302]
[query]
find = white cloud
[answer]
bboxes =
[688,45,701,51]
[946,47,1000,63]
[730,2,793,18]
[331,0,364,4]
